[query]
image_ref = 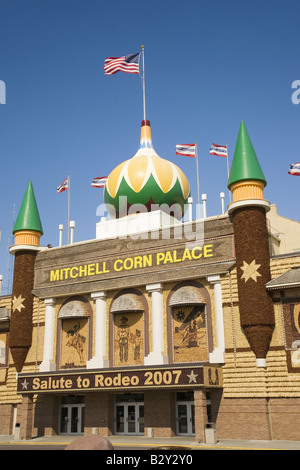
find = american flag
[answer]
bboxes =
[288,162,300,176]
[57,177,69,193]
[175,144,196,158]
[104,53,140,75]
[210,143,227,157]
[91,176,108,188]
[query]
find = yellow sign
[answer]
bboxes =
[49,244,213,282]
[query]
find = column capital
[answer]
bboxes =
[91,291,107,300]
[146,283,163,293]
[206,275,221,284]
[44,298,55,307]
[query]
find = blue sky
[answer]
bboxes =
[0,0,299,293]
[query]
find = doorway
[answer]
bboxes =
[115,393,144,435]
[176,391,195,436]
[59,396,85,435]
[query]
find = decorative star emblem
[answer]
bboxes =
[21,379,29,390]
[176,310,185,321]
[187,370,198,383]
[12,295,26,313]
[240,260,262,282]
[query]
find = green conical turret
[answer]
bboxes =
[228,120,274,368]
[13,181,43,235]
[228,121,267,189]
[9,181,43,372]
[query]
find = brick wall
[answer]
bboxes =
[144,390,176,438]
[194,389,207,442]
[34,395,60,437]
[19,395,34,440]
[0,403,14,435]
[269,398,300,440]
[216,397,271,440]
[85,392,114,436]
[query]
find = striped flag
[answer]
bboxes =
[175,144,196,158]
[104,53,140,75]
[210,143,227,157]
[91,176,108,188]
[57,177,69,193]
[288,162,300,176]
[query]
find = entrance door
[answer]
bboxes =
[176,402,195,436]
[60,397,85,435]
[115,403,144,435]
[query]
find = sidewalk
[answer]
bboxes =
[1,434,300,450]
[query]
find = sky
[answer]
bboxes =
[0,0,299,293]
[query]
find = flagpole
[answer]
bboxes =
[226,144,232,203]
[141,45,146,121]
[195,142,201,218]
[67,175,70,244]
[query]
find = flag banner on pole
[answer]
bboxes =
[57,177,69,194]
[104,53,140,75]
[175,144,196,158]
[210,143,228,157]
[288,162,300,176]
[91,176,108,188]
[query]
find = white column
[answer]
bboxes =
[188,196,193,222]
[202,193,207,218]
[144,283,168,365]
[207,275,225,363]
[69,220,75,244]
[220,192,225,214]
[87,291,109,369]
[59,224,63,247]
[40,298,56,372]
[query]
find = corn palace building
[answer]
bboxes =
[0,119,300,443]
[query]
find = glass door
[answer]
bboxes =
[176,402,195,436]
[60,407,69,434]
[115,403,144,435]
[60,404,85,434]
[177,404,188,434]
[127,405,136,434]
[191,404,195,434]
[138,405,144,434]
[116,405,125,433]
[70,406,80,433]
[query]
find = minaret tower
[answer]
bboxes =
[228,121,275,367]
[9,181,43,372]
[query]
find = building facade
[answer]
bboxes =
[0,120,300,442]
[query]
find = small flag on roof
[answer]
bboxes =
[57,177,69,193]
[210,143,228,157]
[175,144,196,157]
[91,176,108,188]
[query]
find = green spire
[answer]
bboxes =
[13,181,43,234]
[228,121,267,189]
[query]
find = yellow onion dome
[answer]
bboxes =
[104,120,191,218]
